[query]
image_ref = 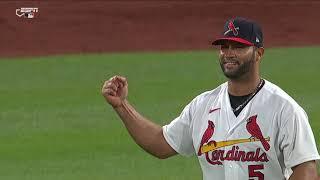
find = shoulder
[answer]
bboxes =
[190,82,227,106]
[262,79,307,118]
[182,82,227,122]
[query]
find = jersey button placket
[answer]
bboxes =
[224,162,233,180]
[224,135,237,180]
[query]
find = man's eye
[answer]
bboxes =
[235,45,246,49]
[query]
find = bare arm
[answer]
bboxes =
[289,160,319,180]
[102,75,177,159]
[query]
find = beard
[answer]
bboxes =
[219,52,255,79]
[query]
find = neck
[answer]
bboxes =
[228,75,261,96]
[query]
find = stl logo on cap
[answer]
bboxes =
[224,20,239,36]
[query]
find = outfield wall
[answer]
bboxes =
[1,1,320,57]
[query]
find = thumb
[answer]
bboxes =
[115,76,128,87]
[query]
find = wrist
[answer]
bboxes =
[113,99,128,110]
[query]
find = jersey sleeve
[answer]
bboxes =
[162,100,195,157]
[279,105,320,169]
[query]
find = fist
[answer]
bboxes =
[101,75,128,108]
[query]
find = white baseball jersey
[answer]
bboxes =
[163,79,320,180]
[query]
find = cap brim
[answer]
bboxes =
[212,37,254,46]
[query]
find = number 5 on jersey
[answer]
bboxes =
[248,164,264,180]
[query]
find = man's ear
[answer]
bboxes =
[255,47,264,61]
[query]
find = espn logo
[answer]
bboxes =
[16,7,39,18]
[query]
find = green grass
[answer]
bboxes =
[0,47,319,179]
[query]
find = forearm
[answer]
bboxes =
[289,170,318,180]
[289,161,319,180]
[114,99,175,158]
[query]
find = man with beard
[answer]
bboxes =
[101,17,320,180]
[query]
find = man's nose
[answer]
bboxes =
[224,47,236,57]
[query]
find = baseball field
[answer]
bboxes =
[1,1,320,179]
[0,47,319,179]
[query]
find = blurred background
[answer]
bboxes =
[0,1,319,179]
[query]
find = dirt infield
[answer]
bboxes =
[1,1,320,57]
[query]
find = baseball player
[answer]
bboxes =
[102,17,320,180]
